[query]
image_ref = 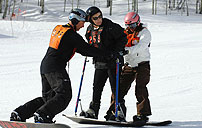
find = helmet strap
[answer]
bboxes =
[89,19,96,26]
[71,18,79,26]
[71,18,80,30]
[128,27,136,33]
[93,24,100,28]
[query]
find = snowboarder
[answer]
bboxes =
[79,6,127,120]
[105,12,152,122]
[10,8,111,123]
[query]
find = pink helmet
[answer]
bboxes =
[124,12,140,27]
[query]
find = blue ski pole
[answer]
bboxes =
[75,57,88,115]
[115,58,120,118]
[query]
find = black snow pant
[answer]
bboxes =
[14,70,72,120]
[89,65,119,117]
[106,61,152,117]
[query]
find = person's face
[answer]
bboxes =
[76,21,85,31]
[91,12,102,26]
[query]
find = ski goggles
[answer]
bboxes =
[92,14,103,21]
[125,23,138,29]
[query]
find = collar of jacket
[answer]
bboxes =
[64,23,75,31]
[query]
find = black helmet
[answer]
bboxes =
[69,8,87,26]
[86,6,102,24]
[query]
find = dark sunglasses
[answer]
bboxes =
[92,14,102,20]
[125,23,137,29]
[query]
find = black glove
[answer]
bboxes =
[119,50,129,56]
[108,50,128,60]
[108,52,120,60]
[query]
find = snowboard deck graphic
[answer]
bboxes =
[0,120,70,128]
[63,114,145,127]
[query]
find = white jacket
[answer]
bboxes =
[124,27,151,67]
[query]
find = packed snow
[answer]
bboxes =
[1,0,202,127]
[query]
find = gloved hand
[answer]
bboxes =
[131,37,139,45]
[107,52,119,60]
[122,65,137,75]
[108,50,129,60]
[119,50,129,56]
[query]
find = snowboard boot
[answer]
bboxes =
[116,110,126,122]
[133,115,149,122]
[80,102,100,119]
[79,111,87,117]
[82,108,98,119]
[34,112,54,123]
[104,110,126,122]
[104,112,115,121]
[10,111,26,122]
[119,101,127,117]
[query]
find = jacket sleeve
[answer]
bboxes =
[110,23,128,52]
[85,26,91,42]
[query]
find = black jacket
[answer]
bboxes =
[40,24,107,74]
[85,18,127,68]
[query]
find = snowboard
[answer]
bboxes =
[63,114,145,127]
[0,120,70,128]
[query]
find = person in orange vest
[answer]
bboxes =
[105,12,152,122]
[10,8,111,123]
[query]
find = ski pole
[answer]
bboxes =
[75,57,88,115]
[115,58,120,118]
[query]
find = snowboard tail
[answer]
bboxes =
[0,120,70,128]
[146,120,172,126]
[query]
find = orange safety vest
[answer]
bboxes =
[124,30,140,47]
[49,25,71,50]
[49,25,76,60]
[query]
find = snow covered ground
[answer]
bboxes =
[1,0,202,127]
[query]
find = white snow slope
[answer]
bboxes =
[1,0,202,127]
